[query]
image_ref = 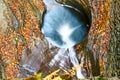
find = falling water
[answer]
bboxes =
[68,47,85,78]
[48,47,86,78]
[49,48,67,67]
[20,39,85,78]
[43,0,60,10]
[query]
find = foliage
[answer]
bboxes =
[24,73,42,80]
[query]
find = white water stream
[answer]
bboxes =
[49,47,85,78]
[68,47,85,78]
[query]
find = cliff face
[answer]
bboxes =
[106,0,120,77]
[57,0,111,77]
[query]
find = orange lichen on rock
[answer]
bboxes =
[0,0,112,79]
[0,30,18,79]
[0,27,2,32]
[88,0,111,75]
[0,0,45,79]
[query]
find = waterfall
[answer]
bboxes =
[68,47,85,78]
[49,47,86,78]
[43,0,60,10]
